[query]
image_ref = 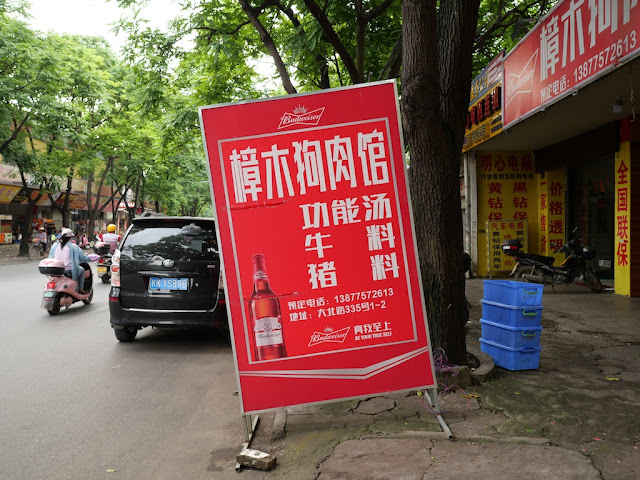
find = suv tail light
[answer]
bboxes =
[111,252,121,286]
[109,287,120,302]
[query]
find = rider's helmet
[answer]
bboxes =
[61,228,74,238]
[107,224,117,233]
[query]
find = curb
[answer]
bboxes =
[0,244,31,266]
[468,344,496,384]
[0,256,31,265]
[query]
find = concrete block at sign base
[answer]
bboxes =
[237,449,277,471]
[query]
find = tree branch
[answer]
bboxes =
[237,0,297,94]
[301,0,362,83]
[379,33,402,81]
[265,0,331,89]
[0,113,30,155]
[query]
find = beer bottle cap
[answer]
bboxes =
[252,254,267,278]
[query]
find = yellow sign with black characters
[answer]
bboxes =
[537,168,566,266]
[485,220,528,276]
[476,152,538,277]
[615,142,631,295]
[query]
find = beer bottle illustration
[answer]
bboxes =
[248,254,287,360]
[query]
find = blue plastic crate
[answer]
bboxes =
[480,318,542,348]
[483,280,543,307]
[481,299,543,327]
[480,338,541,370]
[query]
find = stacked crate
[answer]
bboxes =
[480,280,544,370]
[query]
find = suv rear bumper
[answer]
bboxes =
[109,290,227,329]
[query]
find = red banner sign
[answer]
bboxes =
[200,81,435,414]
[504,0,640,128]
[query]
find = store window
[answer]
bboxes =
[568,156,615,280]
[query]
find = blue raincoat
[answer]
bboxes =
[49,241,92,286]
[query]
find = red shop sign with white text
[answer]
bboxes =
[503,0,640,128]
[200,81,435,414]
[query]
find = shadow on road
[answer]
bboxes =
[116,327,232,353]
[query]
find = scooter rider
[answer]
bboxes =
[49,228,92,294]
[99,224,121,254]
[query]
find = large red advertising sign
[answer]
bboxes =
[504,0,640,128]
[200,81,435,414]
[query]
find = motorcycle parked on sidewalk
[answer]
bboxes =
[94,241,112,284]
[501,228,603,293]
[38,257,99,315]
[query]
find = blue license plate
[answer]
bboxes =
[149,277,188,291]
[43,291,54,298]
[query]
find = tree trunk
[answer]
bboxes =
[111,187,118,221]
[401,0,479,365]
[19,211,34,257]
[50,175,73,228]
[86,172,95,240]
[18,192,42,257]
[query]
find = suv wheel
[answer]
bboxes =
[114,326,138,342]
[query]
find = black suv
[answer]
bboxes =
[109,215,226,342]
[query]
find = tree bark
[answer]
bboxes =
[402,0,479,365]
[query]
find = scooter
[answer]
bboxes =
[77,234,91,249]
[94,241,112,284]
[501,228,603,293]
[38,258,98,315]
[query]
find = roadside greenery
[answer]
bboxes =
[0,1,215,254]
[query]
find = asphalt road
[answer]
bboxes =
[0,261,247,480]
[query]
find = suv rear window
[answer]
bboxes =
[120,221,219,261]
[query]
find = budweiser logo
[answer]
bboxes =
[505,49,538,108]
[308,326,350,347]
[278,104,325,129]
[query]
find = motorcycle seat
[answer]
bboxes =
[515,252,556,266]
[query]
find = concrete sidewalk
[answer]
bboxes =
[238,278,640,479]
[0,243,31,265]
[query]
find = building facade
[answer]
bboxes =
[0,162,144,242]
[464,0,639,297]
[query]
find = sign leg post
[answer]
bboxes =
[424,388,453,438]
[235,414,260,472]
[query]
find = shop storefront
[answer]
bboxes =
[464,0,639,297]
